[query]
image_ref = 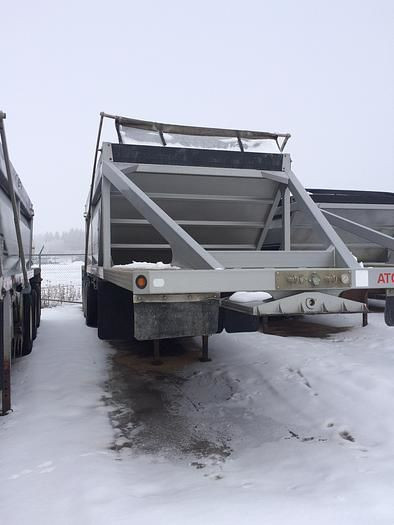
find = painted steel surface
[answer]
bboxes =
[0,140,33,278]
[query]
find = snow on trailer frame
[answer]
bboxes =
[0,111,41,415]
[83,113,394,362]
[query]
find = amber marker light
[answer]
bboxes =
[135,275,148,289]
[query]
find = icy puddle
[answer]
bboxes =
[105,323,337,465]
[106,338,234,464]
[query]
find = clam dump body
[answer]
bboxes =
[83,113,394,360]
[0,113,41,414]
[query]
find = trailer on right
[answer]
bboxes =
[83,113,394,362]
[264,187,394,325]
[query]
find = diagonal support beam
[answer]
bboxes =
[281,186,291,250]
[102,161,223,270]
[256,188,282,250]
[322,210,394,252]
[260,170,288,185]
[288,170,360,269]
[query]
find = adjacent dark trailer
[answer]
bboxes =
[83,113,394,363]
[0,112,41,415]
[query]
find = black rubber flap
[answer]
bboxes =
[111,144,284,171]
[384,296,394,327]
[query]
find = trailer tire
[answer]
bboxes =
[86,279,98,327]
[21,293,33,356]
[385,296,394,327]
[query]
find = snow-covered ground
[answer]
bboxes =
[1,304,394,524]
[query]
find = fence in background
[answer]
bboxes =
[31,254,84,307]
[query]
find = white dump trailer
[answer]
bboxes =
[83,113,394,362]
[0,111,41,414]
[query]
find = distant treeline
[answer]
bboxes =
[34,228,85,254]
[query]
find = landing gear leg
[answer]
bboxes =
[362,312,368,327]
[199,335,211,362]
[152,339,163,365]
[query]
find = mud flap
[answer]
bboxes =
[97,279,134,340]
[134,300,219,340]
[384,296,394,326]
[218,307,259,334]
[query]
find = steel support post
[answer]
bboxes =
[199,335,211,362]
[256,188,282,250]
[152,339,163,365]
[84,113,104,271]
[281,187,291,250]
[101,177,112,267]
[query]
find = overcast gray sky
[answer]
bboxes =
[2,0,393,233]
